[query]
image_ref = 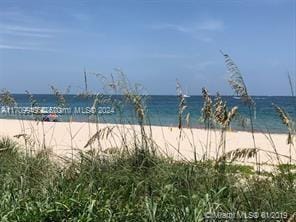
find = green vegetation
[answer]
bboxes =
[0,137,295,221]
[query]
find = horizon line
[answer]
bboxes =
[8,93,295,97]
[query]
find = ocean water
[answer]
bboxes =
[0,94,295,133]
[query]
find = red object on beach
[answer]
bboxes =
[43,113,58,122]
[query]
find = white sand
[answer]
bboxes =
[0,119,294,167]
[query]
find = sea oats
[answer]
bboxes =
[214,93,227,127]
[221,51,254,106]
[0,89,16,107]
[273,103,292,127]
[273,103,294,145]
[84,126,115,148]
[201,87,212,122]
[50,86,67,107]
[218,147,257,162]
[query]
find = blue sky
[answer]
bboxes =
[0,0,295,95]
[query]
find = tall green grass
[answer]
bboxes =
[0,137,295,221]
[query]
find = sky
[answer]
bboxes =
[0,0,295,95]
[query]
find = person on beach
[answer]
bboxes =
[43,113,58,122]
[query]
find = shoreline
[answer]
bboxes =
[0,117,289,135]
[0,119,294,167]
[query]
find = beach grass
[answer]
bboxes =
[0,138,295,221]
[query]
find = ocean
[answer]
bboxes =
[1,94,295,133]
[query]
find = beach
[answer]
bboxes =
[0,119,294,167]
